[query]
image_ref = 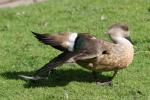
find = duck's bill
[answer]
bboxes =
[18,75,48,81]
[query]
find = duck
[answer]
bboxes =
[19,23,134,84]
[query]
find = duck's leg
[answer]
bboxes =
[111,69,118,79]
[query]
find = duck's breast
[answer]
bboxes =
[96,44,134,71]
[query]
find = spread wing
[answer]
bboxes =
[32,32,69,51]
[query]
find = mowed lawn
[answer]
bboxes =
[0,0,150,99]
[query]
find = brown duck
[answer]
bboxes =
[19,23,134,84]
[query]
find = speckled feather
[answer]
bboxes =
[76,39,134,71]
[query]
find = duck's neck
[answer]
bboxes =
[113,36,132,46]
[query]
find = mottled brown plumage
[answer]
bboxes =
[20,23,134,85]
[76,39,134,71]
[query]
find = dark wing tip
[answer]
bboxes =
[31,31,48,39]
[31,31,37,35]
[31,31,42,37]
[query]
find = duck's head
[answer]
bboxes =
[106,23,133,44]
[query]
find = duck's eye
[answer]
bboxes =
[102,50,109,54]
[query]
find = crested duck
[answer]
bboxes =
[19,23,134,84]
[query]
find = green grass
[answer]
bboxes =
[0,0,150,99]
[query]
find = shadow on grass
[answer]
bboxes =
[1,69,111,88]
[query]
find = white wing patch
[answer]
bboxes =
[68,32,78,51]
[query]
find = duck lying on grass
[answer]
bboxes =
[19,23,134,85]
